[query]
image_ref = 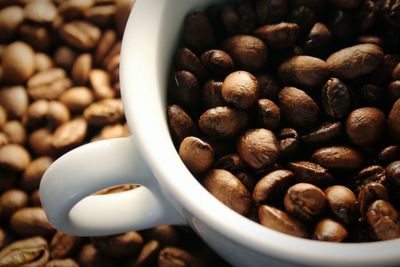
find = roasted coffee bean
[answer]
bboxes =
[301,122,343,145]
[252,170,294,204]
[95,29,117,66]
[258,205,308,238]
[329,10,354,40]
[311,146,364,170]
[257,99,280,130]
[0,189,29,218]
[10,207,55,237]
[0,106,6,129]
[0,6,24,43]
[325,185,357,224]
[24,100,49,127]
[122,240,160,267]
[21,156,53,191]
[221,71,259,109]
[59,21,101,50]
[0,228,6,249]
[89,69,115,99]
[388,99,400,142]
[167,105,197,143]
[256,74,279,101]
[377,146,400,165]
[383,0,400,27]
[367,200,400,240]
[35,53,53,72]
[170,70,200,110]
[45,259,80,267]
[388,81,400,105]
[19,23,52,52]
[288,6,315,34]
[214,153,246,173]
[3,120,26,145]
[84,5,115,26]
[59,87,94,112]
[29,128,55,156]
[284,183,327,221]
[0,144,31,172]
[0,86,29,119]
[83,99,123,126]
[201,80,225,109]
[221,2,257,34]
[0,236,49,267]
[50,232,82,259]
[278,128,300,158]
[360,84,384,106]
[52,118,88,151]
[254,22,300,50]
[92,123,130,141]
[356,165,387,191]
[72,53,92,86]
[287,161,334,187]
[278,87,319,130]
[256,0,287,24]
[175,48,208,82]
[222,35,267,71]
[183,12,214,53]
[2,41,35,85]
[179,137,214,174]
[27,68,72,100]
[304,22,331,55]
[92,232,143,258]
[198,106,248,138]
[386,161,400,186]
[237,129,279,170]
[357,35,384,46]
[143,225,180,247]
[321,78,350,119]
[201,50,234,78]
[358,183,389,216]
[313,218,348,242]
[114,0,135,36]
[235,172,255,192]
[78,244,115,267]
[30,190,41,207]
[47,101,71,128]
[203,169,252,215]
[158,247,205,267]
[24,0,57,24]
[0,133,9,147]
[54,46,77,71]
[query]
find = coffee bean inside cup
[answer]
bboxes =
[168,0,400,243]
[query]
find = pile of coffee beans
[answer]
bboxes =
[168,0,400,243]
[0,0,231,266]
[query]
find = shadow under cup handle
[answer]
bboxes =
[39,136,186,236]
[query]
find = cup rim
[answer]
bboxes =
[120,0,400,265]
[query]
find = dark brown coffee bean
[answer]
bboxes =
[311,146,364,170]
[301,122,343,145]
[254,22,300,50]
[367,200,400,240]
[203,169,252,215]
[237,128,279,170]
[221,71,259,109]
[59,21,101,50]
[50,232,82,259]
[256,0,287,24]
[388,81,400,105]
[358,183,389,217]
[377,146,400,165]
[19,23,52,52]
[330,0,361,8]
[170,70,200,110]
[252,169,294,204]
[356,165,387,191]
[78,244,115,267]
[0,144,31,172]
[321,78,350,119]
[327,44,384,80]
[0,189,29,218]
[313,218,348,242]
[383,0,400,27]
[360,84,384,107]
[393,62,400,80]
[201,80,225,109]
[167,105,197,143]
[143,226,180,247]
[221,2,257,34]
[54,46,77,71]
[10,207,55,237]
[288,6,315,33]
[30,190,41,207]
[278,87,319,130]
[278,56,329,88]
[83,99,123,126]
[201,50,234,78]
[388,99,400,143]
[175,48,208,82]
[284,183,327,221]
[0,6,24,43]
[257,99,280,130]
[325,185,357,224]
[198,106,249,138]
[45,259,79,267]
[346,107,385,146]
[386,161,400,186]
[235,172,255,192]
[222,35,267,71]
[0,236,49,267]
[258,205,308,238]
[158,247,205,267]
[0,86,29,119]
[2,41,35,85]
[214,153,246,173]
[123,240,160,267]
[183,12,214,53]
[72,53,92,86]
[287,161,334,188]
[179,137,214,174]
[256,74,279,101]
[91,232,143,258]
[304,22,331,54]
[357,35,384,46]
[278,128,299,158]
[52,118,88,151]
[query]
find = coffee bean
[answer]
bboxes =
[377,146,400,165]
[0,133,9,147]
[24,99,49,127]
[358,183,389,217]
[256,0,287,25]
[167,105,197,143]
[221,2,257,34]
[356,165,387,191]
[92,232,143,258]
[0,6,24,42]
[2,41,35,84]
[175,48,208,82]
[52,118,88,151]
[278,87,319,130]
[388,81,400,105]
[169,70,200,111]
[357,35,383,46]
[313,218,348,242]
[183,12,214,53]
[21,156,53,191]
[221,71,259,109]
[256,74,279,101]
[203,169,252,215]
[367,200,400,240]
[95,30,117,66]
[252,169,294,204]
[214,153,246,173]
[0,86,29,119]
[90,69,115,99]
[0,106,6,129]
[311,146,364,170]
[258,205,308,238]
[10,207,55,237]
[201,80,225,109]
[72,53,92,86]
[201,49,234,78]
[0,236,49,267]
[321,78,350,119]
[114,0,135,36]
[0,144,31,172]
[222,35,267,71]
[47,101,71,128]
[198,106,248,138]
[158,247,205,267]
[393,63,400,80]
[284,183,327,221]
[346,107,386,146]
[325,185,357,224]
[327,44,384,80]
[383,0,400,27]
[24,0,57,24]
[179,136,214,174]
[50,232,82,259]
[59,87,94,112]
[123,240,160,267]
[54,46,78,71]
[0,189,29,218]
[388,99,400,142]
[255,22,300,50]
[84,5,115,27]
[278,128,300,158]
[3,120,26,145]
[29,128,55,156]
[304,22,331,55]
[59,21,101,50]
[0,228,6,249]
[18,23,52,52]
[143,225,180,247]
[237,128,279,170]
[45,259,80,267]
[257,99,280,130]
[386,161,400,186]
[27,68,72,100]
[301,122,343,145]
[287,161,334,188]
[83,99,123,126]
[78,244,115,267]
[92,123,130,141]
[35,53,54,72]
[30,190,41,207]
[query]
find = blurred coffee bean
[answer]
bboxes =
[10,207,55,237]
[29,128,55,156]
[143,225,180,247]
[21,156,53,191]
[54,46,78,71]
[325,185,358,224]
[52,118,88,151]
[256,0,287,24]
[50,232,82,259]
[95,30,117,66]
[59,87,94,113]
[45,259,80,267]
[91,231,143,258]
[158,246,205,267]
[3,120,26,145]
[0,189,29,218]
[78,244,116,267]
[367,200,400,240]
[175,47,208,82]
[0,86,29,119]
[2,41,35,85]
[89,69,116,99]
[18,23,52,52]
[59,21,101,50]
[83,99,123,126]
[72,53,92,86]
[0,6,24,43]
[122,240,160,267]
[313,218,348,242]
[0,144,31,172]
[34,53,54,72]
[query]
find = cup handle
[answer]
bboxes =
[39,136,186,236]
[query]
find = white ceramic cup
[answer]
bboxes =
[40,0,400,266]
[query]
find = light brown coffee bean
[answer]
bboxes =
[95,30,117,66]
[89,69,115,99]
[45,259,80,267]
[327,44,384,80]
[92,123,130,141]
[53,46,77,71]
[0,236,49,267]
[255,22,300,49]
[78,244,115,267]
[0,133,9,147]
[59,87,94,112]
[21,156,53,191]
[237,128,279,170]
[311,146,364,170]
[84,5,115,26]
[83,99,124,126]
[203,169,252,215]
[0,189,29,218]
[158,247,205,267]
[388,99,400,143]
[29,128,55,156]
[24,99,49,127]
[24,0,57,24]
[253,169,293,204]
[27,68,72,100]
[91,231,143,258]
[0,86,29,119]
[101,41,121,69]
[0,144,31,172]
[221,71,259,109]
[10,207,55,237]
[358,183,389,217]
[35,53,54,72]
[0,6,24,42]
[325,185,358,224]
[287,161,334,188]
[367,200,400,241]
[0,106,6,128]
[52,118,88,151]
[3,120,26,145]
[258,205,308,238]
[313,218,348,242]
[179,136,214,174]
[123,240,160,267]
[47,101,71,127]
[2,41,35,84]
[58,0,95,19]
[183,12,215,53]
[50,232,82,259]
[59,21,101,50]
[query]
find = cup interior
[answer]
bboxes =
[120,0,400,266]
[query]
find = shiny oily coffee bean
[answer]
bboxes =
[91,231,143,258]
[356,165,387,191]
[258,205,308,238]
[167,105,197,143]
[388,99,400,143]
[50,231,82,259]
[321,78,351,119]
[254,22,300,50]
[367,200,400,241]
[214,153,246,173]
[0,236,49,267]
[252,169,294,204]
[179,136,214,174]
[221,2,257,34]
[386,161,400,186]
[301,122,343,145]
[278,128,299,159]
[284,183,327,222]
[257,99,280,130]
[170,70,200,110]
[311,146,364,171]
[158,246,205,267]
[376,146,400,165]
[201,80,225,109]
[325,185,358,224]
[201,49,234,78]
[358,183,389,217]
[175,47,208,82]
[203,169,252,216]
[287,161,334,188]
[221,71,259,109]
[313,218,348,242]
